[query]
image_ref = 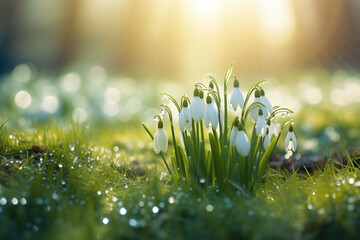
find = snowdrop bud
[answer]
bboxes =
[285,125,297,152]
[250,89,262,122]
[204,96,218,129]
[230,117,240,147]
[260,88,273,115]
[153,120,168,154]
[230,79,245,111]
[190,88,204,122]
[235,123,250,157]
[264,128,271,149]
[256,108,266,137]
[179,100,192,132]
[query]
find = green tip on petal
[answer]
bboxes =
[260,88,265,96]
[206,95,212,104]
[209,82,214,89]
[258,108,263,116]
[182,100,188,108]
[238,123,244,131]
[267,119,271,126]
[233,79,239,88]
[194,88,200,97]
[199,89,204,99]
[255,89,260,98]
[158,120,163,128]
[289,125,293,132]
[233,117,240,127]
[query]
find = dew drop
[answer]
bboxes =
[152,206,159,214]
[102,217,109,225]
[120,207,127,215]
[11,198,18,205]
[206,204,214,212]
[0,198,7,205]
[129,219,138,227]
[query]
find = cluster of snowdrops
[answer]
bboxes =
[143,64,296,191]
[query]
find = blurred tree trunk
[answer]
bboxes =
[54,0,79,71]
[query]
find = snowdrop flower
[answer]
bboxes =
[153,120,168,154]
[264,128,271,149]
[179,100,192,132]
[235,123,250,157]
[204,95,218,129]
[250,89,263,122]
[285,125,297,152]
[269,119,280,137]
[230,117,240,147]
[256,108,267,137]
[260,88,273,115]
[230,79,244,111]
[190,88,204,122]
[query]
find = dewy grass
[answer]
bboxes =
[143,63,296,193]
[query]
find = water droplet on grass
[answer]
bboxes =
[102,217,109,225]
[129,219,138,227]
[206,204,214,212]
[0,198,6,205]
[152,206,159,214]
[120,207,127,215]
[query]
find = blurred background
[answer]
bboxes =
[0,0,360,152]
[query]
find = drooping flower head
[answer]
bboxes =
[190,88,204,122]
[285,124,297,152]
[260,88,273,115]
[235,123,250,157]
[256,108,266,137]
[250,89,263,122]
[179,99,192,132]
[204,95,218,129]
[153,120,168,154]
[230,79,245,111]
[230,117,240,147]
[269,119,280,137]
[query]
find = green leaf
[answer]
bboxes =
[142,123,154,140]
[209,132,224,184]
[258,134,281,181]
[160,93,180,112]
[225,62,234,87]
[178,146,189,179]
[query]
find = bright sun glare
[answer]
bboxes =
[257,0,295,44]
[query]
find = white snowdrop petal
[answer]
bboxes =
[290,132,297,151]
[235,130,250,157]
[230,127,237,147]
[262,96,273,114]
[256,116,266,137]
[264,133,271,149]
[250,98,262,122]
[158,128,168,153]
[209,105,218,129]
[153,130,161,154]
[191,97,204,122]
[179,110,187,132]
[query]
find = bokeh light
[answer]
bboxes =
[15,90,32,109]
